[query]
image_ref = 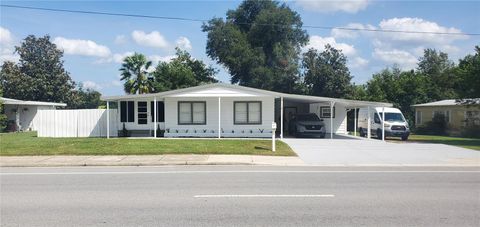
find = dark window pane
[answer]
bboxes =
[120,101,127,122]
[152,101,165,122]
[138,119,147,124]
[138,113,147,118]
[127,101,134,122]
[158,102,165,122]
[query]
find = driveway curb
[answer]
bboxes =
[0,155,306,167]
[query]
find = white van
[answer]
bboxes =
[357,107,410,141]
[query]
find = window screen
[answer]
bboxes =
[178,102,206,125]
[137,101,148,124]
[234,101,262,124]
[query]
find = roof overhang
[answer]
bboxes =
[101,83,392,107]
[280,93,392,108]
[0,97,67,107]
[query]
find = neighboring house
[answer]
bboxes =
[413,99,480,134]
[101,83,392,138]
[0,97,66,132]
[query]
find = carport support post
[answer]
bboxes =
[382,107,385,141]
[351,108,356,136]
[218,97,221,139]
[106,101,110,139]
[330,101,334,139]
[280,96,283,139]
[367,106,371,139]
[154,96,157,138]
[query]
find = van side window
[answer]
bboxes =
[374,114,381,124]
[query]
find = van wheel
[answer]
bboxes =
[377,129,383,140]
[359,128,365,137]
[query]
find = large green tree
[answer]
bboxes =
[69,84,103,109]
[152,48,218,92]
[365,66,430,124]
[120,53,153,94]
[0,87,7,132]
[0,35,76,105]
[202,0,308,93]
[302,45,353,98]
[417,49,458,100]
[455,46,480,98]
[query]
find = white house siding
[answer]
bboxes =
[164,96,275,134]
[4,105,56,131]
[310,103,347,134]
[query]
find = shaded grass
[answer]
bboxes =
[407,134,480,151]
[348,131,479,151]
[0,132,296,156]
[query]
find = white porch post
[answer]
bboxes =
[106,101,110,139]
[15,106,20,132]
[154,96,157,138]
[367,106,371,139]
[354,107,357,136]
[280,96,283,140]
[382,107,385,141]
[218,97,221,139]
[330,101,334,139]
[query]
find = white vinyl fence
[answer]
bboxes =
[35,109,118,137]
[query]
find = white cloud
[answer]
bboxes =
[305,36,356,56]
[0,26,13,45]
[175,36,192,50]
[111,80,122,87]
[148,54,176,63]
[333,18,469,69]
[114,35,127,45]
[378,17,468,45]
[81,80,102,90]
[331,23,376,39]
[53,37,111,57]
[96,51,135,64]
[350,57,369,68]
[296,0,370,13]
[372,48,418,70]
[0,27,19,63]
[131,30,169,49]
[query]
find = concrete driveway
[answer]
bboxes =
[283,136,479,166]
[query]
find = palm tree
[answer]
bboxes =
[119,53,153,94]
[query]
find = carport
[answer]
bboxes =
[275,94,392,140]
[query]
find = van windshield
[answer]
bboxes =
[296,114,320,121]
[380,113,405,122]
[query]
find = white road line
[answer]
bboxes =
[194,194,335,198]
[0,170,479,175]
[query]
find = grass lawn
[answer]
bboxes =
[407,134,480,151]
[348,131,479,150]
[0,132,296,156]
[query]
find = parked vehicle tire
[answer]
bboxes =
[359,128,365,137]
[377,129,383,140]
[401,135,409,141]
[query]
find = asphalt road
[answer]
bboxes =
[1,166,479,227]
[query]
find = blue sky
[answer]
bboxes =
[1,0,479,96]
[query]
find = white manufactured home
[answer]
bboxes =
[101,83,392,139]
[0,97,66,132]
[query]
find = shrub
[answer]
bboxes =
[415,113,449,135]
[461,125,480,138]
